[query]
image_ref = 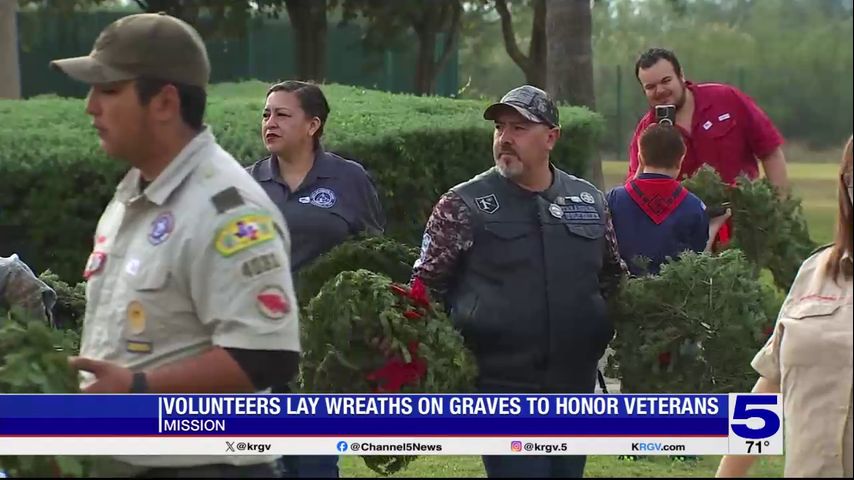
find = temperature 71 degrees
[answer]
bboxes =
[746,440,769,454]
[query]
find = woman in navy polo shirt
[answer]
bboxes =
[247,81,385,478]
[248,81,385,274]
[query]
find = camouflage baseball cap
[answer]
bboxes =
[484,85,560,128]
[50,13,210,89]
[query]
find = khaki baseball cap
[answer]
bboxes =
[50,13,210,89]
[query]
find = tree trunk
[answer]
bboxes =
[0,0,21,99]
[286,0,327,82]
[546,0,603,188]
[528,0,546,87]
[411,1,461,96]
[495,0,546,88]
[414,28,437,95]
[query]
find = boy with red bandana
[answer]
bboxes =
[608,124,710,276]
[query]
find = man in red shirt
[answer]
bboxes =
[627,48,789,193]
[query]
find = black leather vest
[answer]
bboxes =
[449,167,613,392]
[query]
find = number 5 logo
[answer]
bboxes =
[731,395,781,439]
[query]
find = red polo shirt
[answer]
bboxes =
[627,82,784,183]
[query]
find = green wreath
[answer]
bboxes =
[606,250,783,394]
[0,308,99,478]
[300,269,477,476]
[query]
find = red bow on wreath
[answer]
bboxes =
[365,341,427,393]
[365,278,433,392]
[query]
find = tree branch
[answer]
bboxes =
[495,0,531,73]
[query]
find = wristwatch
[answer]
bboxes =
[129,371,149,393]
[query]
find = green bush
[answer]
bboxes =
[0,82,603,282]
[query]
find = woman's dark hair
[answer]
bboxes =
[267,81,330,151]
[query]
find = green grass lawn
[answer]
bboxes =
[339,454,785,477]
[602,160,839,244]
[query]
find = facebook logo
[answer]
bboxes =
[336,441,349,452]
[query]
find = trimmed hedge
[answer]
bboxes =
[0,81,603,282]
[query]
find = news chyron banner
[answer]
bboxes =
[0,394,782,456]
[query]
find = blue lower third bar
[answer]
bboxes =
[0,394,729,436]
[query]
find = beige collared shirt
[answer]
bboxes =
[752,247,853,478]
[80,128,299,473]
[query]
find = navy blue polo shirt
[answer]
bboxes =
[606,173,709,276]
[248,150,386,273]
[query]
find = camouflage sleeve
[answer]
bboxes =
[411,192,474,298]
[600,202,628,300]
[0,257,56,324]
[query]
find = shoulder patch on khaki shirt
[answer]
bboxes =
[214,212,276,257]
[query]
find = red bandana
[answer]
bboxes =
[625,178,688,225]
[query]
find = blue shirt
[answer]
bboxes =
[606,173,709,276]
[248,150,386,273]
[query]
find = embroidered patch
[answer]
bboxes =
[211,187,245,214]
[703,120,713,130]
[241,252,283,278]
[125,258,141,276]
[257,286,290,319]
[83,252,107,280]
[298,196,311,204]
[214,213,276,257]
[580,192,596,204]
[126,340,153,354]
[419,233,432,257]
[549,203,563,218]
[474,194,500,214]
[149,212,174,245]
[127,300,146,335]
[310,188,336,208]
[718,113,731,121]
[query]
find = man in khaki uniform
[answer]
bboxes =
[51,13,299,478]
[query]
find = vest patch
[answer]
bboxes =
[474,194,500,214]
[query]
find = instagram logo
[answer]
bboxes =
[511,441,523,452]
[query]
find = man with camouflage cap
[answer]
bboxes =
[51,13,299,477]
[411,85,627,478]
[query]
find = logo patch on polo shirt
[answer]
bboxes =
[718,113,731,121]
[149,212,174,245]
[215,213,276,257]
[309,188,336,208]
[257,286,290,319]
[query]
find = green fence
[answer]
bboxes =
[16,10,458,99]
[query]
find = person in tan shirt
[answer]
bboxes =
[50,13,300,477]
[717,135,854,478]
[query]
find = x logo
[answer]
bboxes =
[225,441,235,452]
